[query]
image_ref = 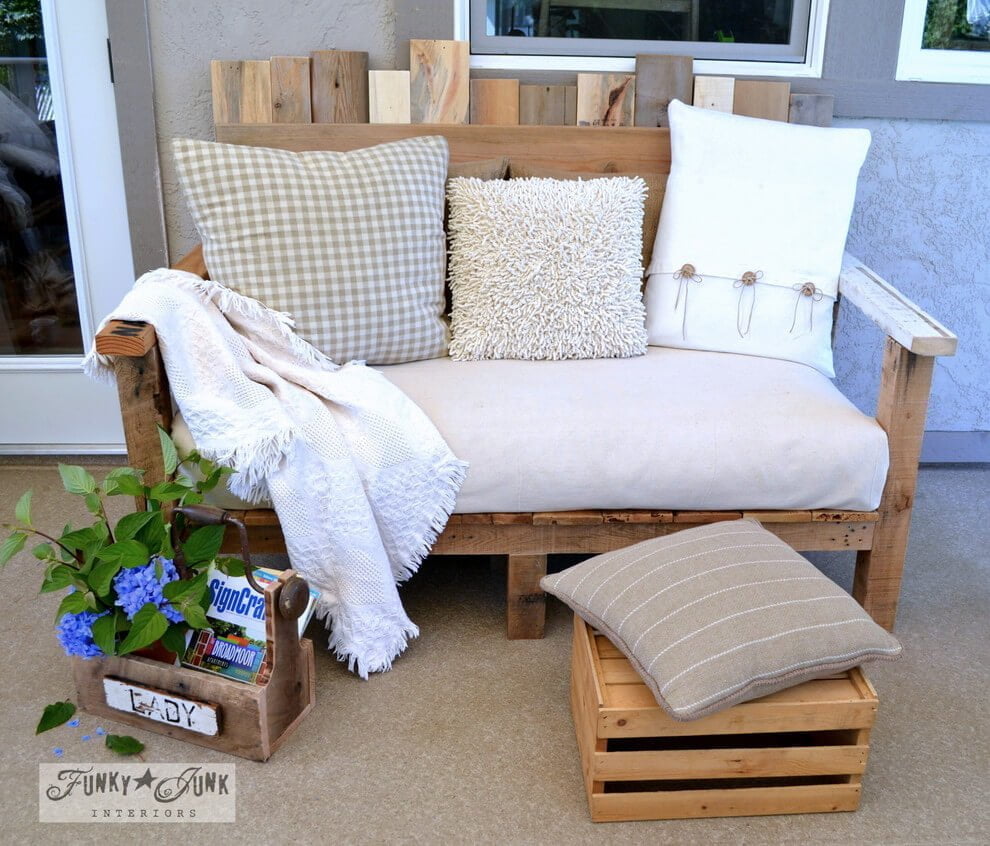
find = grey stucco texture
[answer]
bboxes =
[144,4,986,431]
[836,118,989,431]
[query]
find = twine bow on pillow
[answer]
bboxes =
[790,282,825,336]
[672,263,703,340]
[732,270,763,338]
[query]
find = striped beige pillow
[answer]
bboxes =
[173,135,449,365]
[541,519,900,720]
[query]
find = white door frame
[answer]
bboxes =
[0,0,133,453]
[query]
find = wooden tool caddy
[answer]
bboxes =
[73,506,316,761]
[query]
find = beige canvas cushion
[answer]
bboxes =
[541,519,901,720]
[446,176,647,360]
[172,135,449,364]
[508,161,666,269]
[174,347,889,513]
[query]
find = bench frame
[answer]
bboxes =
[95,124,957,639]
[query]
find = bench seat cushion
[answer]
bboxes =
[173,347,888,513]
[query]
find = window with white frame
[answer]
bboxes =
[459,0,830,76]
[897,0,990,84]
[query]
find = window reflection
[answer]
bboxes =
[1,0,83,356]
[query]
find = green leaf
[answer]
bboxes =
[179,491,204,506]
[84,492,103,516]
[96,539,150,569]
[57,464,97,496]
[160,623,189,656]
[0,532,27,567]
[55,590,88,621]
[117,603,170,655]
[40,563,76,593]
[180,602,210,630]
[88,558,122,597]
[106,734,145,756]
[14,490,32,526]
[163,569,208,602]
[36,701,76,734]
[114,511,155,543]
[158,426,179,476]
[181,525,225,566]
[59,526,101,551]
[90,612,118,655]
[132,512,168,559]
[33,542,54,561]
[215,557,245,578]
[103,467,146,497]
[148,481,193,504]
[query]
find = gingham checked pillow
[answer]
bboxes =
[173,135,449,364]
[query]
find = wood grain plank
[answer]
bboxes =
[368,70,411,123]
[470,78,520,125]
[216,124,672,175]
[853,339,934,630]
[577,73,635,126]
[634,54,693,127]
[839,253,957,356]
[590,784,862,822]
[519,84,577,125]
[311,50,369,123]
[692,76,734,112]
[270,56,311,123]
[410,39,469,124]
[733,80,791,122]
[591,745,869,781]
[506,554,547,639]
[788,93,834,126]
[211,60,272,124]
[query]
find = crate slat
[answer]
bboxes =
[590,783,862,823]
[592,744,868,781]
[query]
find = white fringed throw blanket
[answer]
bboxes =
[85,268,467,677]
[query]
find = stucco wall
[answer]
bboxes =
[835,118,989,431]
[143,4,986,432]
[145,0,396,257]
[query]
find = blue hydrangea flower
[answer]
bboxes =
[95,727,105,736]
[112,556,184,624]
[56,610,109,658]
[67,718,80,727]
[81,735,91,741]
[53,748,64,758]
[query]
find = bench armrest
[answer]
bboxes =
[839,253,957,357]
[93,245,209,357]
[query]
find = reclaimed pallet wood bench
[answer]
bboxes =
[95,122,956,640]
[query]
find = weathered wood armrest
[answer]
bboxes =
[94,245,209,357]
[839,252,957,357]
[837,253,956,631]
[94,246,209,494]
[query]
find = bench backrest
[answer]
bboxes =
[215,123,672,268]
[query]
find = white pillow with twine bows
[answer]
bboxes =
[644,100,871,376]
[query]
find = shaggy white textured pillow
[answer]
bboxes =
[446,177,648,361]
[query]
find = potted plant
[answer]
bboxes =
[0,429,244,665]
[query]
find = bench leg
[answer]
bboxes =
[506,554,547,639]
[852,339,933,632]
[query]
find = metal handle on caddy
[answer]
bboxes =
[171,504,311,621]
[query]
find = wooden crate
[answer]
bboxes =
[570,615,878,822]
[73,570,315,761]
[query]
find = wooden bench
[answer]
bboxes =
[95,123,956,640]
